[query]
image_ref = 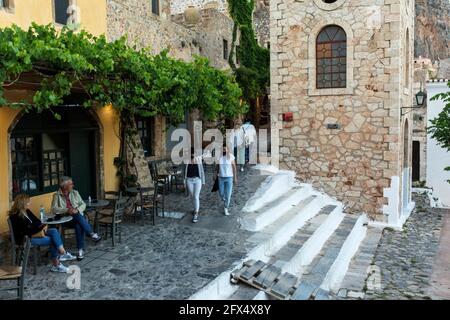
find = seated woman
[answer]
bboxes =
[9,194,76,273]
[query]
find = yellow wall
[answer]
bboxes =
[0,0,107,37]
[0,97,121,233]
[0,1,110,234]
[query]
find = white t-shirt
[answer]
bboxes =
[219,154,235,177]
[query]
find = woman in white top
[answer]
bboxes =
[185,149,205,223]
[215,145,237,216]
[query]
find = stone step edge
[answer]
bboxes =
[319,214,369,294]
[252,205,344,301]
[242,169,297,213]
[282,204,345,276]
[188,194,327,300]
[239,185,314,232]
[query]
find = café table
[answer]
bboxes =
[84,199,110,233]
[125,186,153,195]
[43,215,73,235]
[43,215,73,226]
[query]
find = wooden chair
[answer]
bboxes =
[98,196,128,246]
[7,218,40,275]
[97,191,121,218]
[169,164,185,193]
[0,237,31,300]
[150,161,170,193]
[149,162,166,217]
[137,187,160,225]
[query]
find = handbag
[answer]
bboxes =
[32,225,47,238]
[211,177,219,193]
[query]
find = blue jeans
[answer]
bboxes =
[218,177,234,209]
[31,228,63,259]
[67,213,93,250]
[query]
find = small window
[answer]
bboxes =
[151,0,160,15]
[236,45,240,65]
[11,136,40,196]
[54,0,70,25]
[316,25,347,89]
[223,39,229,60]
[0,0,13,10]
[135,116,155,157]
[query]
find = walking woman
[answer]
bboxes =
[9,194,76,273]
[185,149,205,223]
[216,145,237,216]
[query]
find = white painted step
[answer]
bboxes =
[243,170,296,213]
[336,226,383,298]
[231,205,339,300]
[239,185,313,232]
[320,214,368,293]
[291,215,361,300]
[189,194,326,300]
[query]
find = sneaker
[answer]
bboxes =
[59,252,76,262]
[91,233,102,243]
[241,167,244,172]
[224,208,230,216]
[50,263,69,273]
[77,249,84,261]
[192,214,199,223]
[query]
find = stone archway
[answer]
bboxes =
[402,119,411,212]
[8,107,104,201]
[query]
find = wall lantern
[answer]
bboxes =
[415,90,426,106]
[401,89,427,116]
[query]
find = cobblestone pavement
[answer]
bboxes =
[364,192,449,300]
[0,166,266,300]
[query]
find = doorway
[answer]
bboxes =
[10,108,100,199]
[402,119,411,211]
[412,141,420,182]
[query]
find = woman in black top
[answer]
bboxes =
[9,194,76,273]
[184,150,205,223]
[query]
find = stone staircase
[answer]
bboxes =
[189,168,382,300]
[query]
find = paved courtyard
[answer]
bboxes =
[0,166,267,300]
[364,192,450,300]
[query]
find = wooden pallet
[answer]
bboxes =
[230,260,300,300]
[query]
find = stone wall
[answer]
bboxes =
[271,0,415,219]
[107,0,201,61]
[170,0,228,15]
[171,7,238,69]
[412,57,433,184]
[107,0,237,183]
[254,0,270,48]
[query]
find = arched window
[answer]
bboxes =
[404,28,410,88]
[316,25,347,89]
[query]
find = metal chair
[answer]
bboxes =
[7,218,40,275]
[0,237,31,300]
[97,191,121,218]
[137,187,159,225]
[150,161,170,193]
[169,164,186,193]
[98,196,128,246]
[149,162,166,217]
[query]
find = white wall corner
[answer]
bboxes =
[382,176,400,228]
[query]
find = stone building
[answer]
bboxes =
[411,56,432,184]
[270,0,416,227]
[106,0,238,187]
